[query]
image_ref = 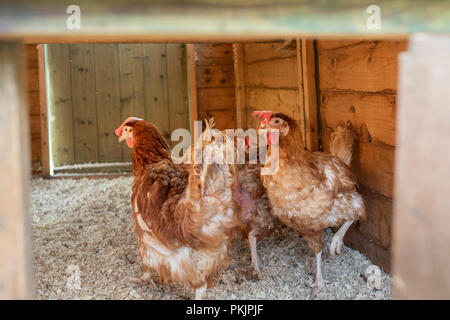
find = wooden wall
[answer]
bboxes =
[242,42,304,132]
[46,43,189,168]
[194,44,236,130]
[317,40,408,271]
[26,44,41,173]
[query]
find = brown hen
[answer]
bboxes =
[253,111,365,299]
[115,117,240,299]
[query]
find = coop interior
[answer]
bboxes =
[27,39,404,299]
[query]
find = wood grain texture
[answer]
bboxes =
[198,109,236,131]
[197,87,236,111]
[323,138,395,199]
[318,40,407,93]
[94,44,122,162]
[195,43,236,130]
[196,65,235,88]
[233,43,246,129]
[321,93,397,147]
[195,43,234,66]
[243,42,296,64]
[142,44,170,141]
[118,43,145,159]
[245,56,298,89]
[300,39,319,151]
[0,42,34,299]
[70,44,99,164]
[37,44,49,177]
[393,35,450,299]
[167,44,190,133]
[46,44,75,166]
[187,44,198,134]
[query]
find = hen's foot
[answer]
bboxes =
[309,278,327,300]
[194,284,207,300]
[329,234,344,256]
[243,266,263,281]
[330,221,354,256]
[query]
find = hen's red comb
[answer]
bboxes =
[252,111,274,125]
[115,117,142,136]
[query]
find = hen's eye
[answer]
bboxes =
[274,119,280,124]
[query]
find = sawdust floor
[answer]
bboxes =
[31,177,391,300]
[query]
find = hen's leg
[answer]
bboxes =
[330,220,354,256]
[194,284,207,300]
[248,232,263,279]
[310,250,327,300]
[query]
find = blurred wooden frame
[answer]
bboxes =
[1,0,450,300]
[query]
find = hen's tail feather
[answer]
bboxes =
[329,120,358,166]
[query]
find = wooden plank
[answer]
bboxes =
[317,40,366,51]
[187,44,198,133]
[28,90,40,116]
[167,44,190,135]
[352,142,394,199]
[233,43,246,129]
[344,186,393,272]
[2,1,450,41]
[195,43,234,66]
[197,87,236,111]
[318,40,408,93]
[118,43,145,159]
[46,44,74,166]
[196,64,235,88]
[30,134,41,163]
[393,35,450,299]
[243,42,296,64]
[142,44,170,141]
[37,44,50,177]
[0,41,34,299]
[247,88,303,120]
[300,39,319,151]
[94,44,122,162]
[70,44,99,164]
[321,93,397,147]
[199,109,236,131]
[245,56,298,89]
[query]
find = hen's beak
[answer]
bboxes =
[118,136,125,142]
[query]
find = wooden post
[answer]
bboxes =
[298,38,319,151]
[37,44,50,177]
[233,43,246,129]
[0,41,34,299]
[187,44,198,135]
[393,35,450,299]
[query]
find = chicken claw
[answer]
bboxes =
[309,279,328,300]
[194,284,207,300]
[329,220,354,256]
[329,234,344,256]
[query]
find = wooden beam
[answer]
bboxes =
[0,41,34,299]
[393,35,450,299]
[0,1,448,42]
[299,39,319,151]
[233,43,246,129]
[187,44,198,134]
[37,44,50,177]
